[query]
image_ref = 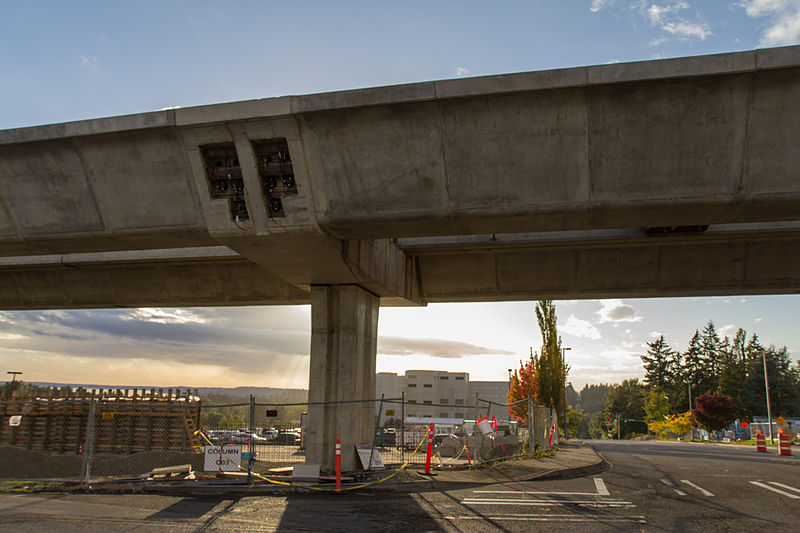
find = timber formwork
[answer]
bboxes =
[0,388,202,454]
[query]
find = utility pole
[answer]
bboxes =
[562,347,571,439]
[762,350,774,444]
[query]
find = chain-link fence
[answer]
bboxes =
[0,393,560,484]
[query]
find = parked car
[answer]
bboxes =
[271,432,301,445]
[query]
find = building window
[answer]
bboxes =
[423,384,432,388]
[408,375,417,379]
[455,399,464,405]
[423,415,432,418]
[454,412,464,418]
[440,412,449,418]
[408,384,417,388]
[423,401,432,405]
[408,400,416,404]
[440,399,448,404]
[455,376,465,381]
[440,376,449,380]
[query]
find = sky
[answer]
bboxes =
[1,1,799,390]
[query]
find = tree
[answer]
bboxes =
[601,379,646,437]
[641,335,677,390]
[665,412,692,436]
[533,300,569,427]
[579,384,610,416]
[690,392,737,433]
[741,345,800,417]
[507,349,539,424]
[644,388,670,424]
[700,320,723,392]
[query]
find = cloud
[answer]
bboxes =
[719,323,737,336]
[80,55,98,68]
[738,0,800,45]
[591,0,613,12]
[0,309,311,375]
[455,66,470,76]
[636,1,713,41]
[607,58,621,63]
[597,300,642,323]
[755,317,764,322]
[560,315,602,340]
[378,337,513,358]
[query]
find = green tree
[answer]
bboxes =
[717,328,748,415]
[507,349,539,424]
[579,384,610,415]
[700,320,722,392]
[644,388,670,424]
[741,345,800,417]
[640,335,678,390]
[601,379,646,437]
[533,300,569,427]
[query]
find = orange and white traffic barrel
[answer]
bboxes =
[778,432,792,456]
[756,430,767,452]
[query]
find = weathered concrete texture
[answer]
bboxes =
[415,233,800,301]
[306,285,379,472]
[0,46,800,308]
[0,258,308,309]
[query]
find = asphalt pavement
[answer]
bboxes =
[0,439,797,531]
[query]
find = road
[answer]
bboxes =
[0,440,797,531]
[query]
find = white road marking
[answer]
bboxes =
[474,478,611,497]
[749,481,800,499]
[594,477,610,496]
[444,515,647,523]
[661,478,688,496]
[680,480,714,497]
[768,482,800,495]
[462,498,635,507]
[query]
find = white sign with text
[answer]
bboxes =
[203,445,242,472]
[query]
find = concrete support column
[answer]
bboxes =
[306,285,379,472]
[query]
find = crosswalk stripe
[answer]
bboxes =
[749,481,800,499]
[768,482,800,495]
[444,516,647,523]
[661,479,687,496]
[594,477,610,496]
[680,480,714,496]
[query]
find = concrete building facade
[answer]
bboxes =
[377,371,510,422]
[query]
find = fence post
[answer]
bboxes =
[80,400,96,487]
[401,392,405,464]
[528,397,534,455]
[368,394,384,471]
[247,394,255,484]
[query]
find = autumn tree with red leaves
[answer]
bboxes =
[508,348,539,425]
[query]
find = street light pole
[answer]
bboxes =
[762,350,774,444]
[561,347,571,439]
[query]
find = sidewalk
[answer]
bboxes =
[376,441,607,492]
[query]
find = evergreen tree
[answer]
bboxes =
[741,345,800,417]
[680,330,704,410]
[640,335,677,390]
[717,328,747,413]
[579,384,610,416]
[700,320,722,392]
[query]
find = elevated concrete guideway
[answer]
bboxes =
[1,46,800,307]
[2,46,800,469]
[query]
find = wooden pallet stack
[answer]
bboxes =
[0,388,202,454]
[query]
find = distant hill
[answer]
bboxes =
[27,382,306,397]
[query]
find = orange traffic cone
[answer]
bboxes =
[756,430,767,452]
[778,432,792,456]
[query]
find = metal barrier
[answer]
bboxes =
[0,393,558,484]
